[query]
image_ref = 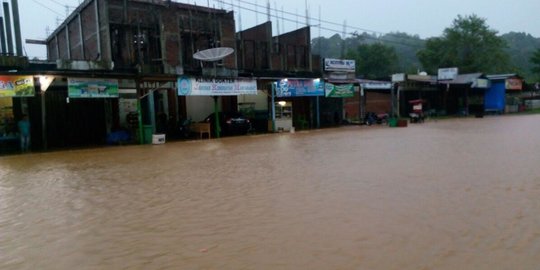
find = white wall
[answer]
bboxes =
[186,90,268,121]
[237,90,268,111]
[186,96,218,121]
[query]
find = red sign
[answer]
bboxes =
[505,78,522,90]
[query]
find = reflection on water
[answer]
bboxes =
[2,115,540,270]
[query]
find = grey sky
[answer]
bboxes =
[16,0,540,59]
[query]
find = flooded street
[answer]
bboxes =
[1,115,540,270]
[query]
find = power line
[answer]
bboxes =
[44,0,76,8]
[213,0,424,48]
[216,0,422,41]
[32,0,63,17]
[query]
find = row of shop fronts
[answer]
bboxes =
[0,68,533,154]
[391,72,530,118]
[0,70,367,153]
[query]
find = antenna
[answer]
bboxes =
[304,0,309,27]
[341,20,347,58]
[193,47,234,61]
[281,6,284,34]
[296,8,298,29]
[238,0,242,31]
[318,5,321,56]
[266,0,270,22]
[274,1,279,36]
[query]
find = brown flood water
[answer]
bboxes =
[1,115,540,270]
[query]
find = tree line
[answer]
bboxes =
[312,15,540,82]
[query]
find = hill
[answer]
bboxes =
[312,31,540,81]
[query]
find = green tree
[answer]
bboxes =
[502,32,540,81]
[531,48,540,80]
[417,14,511,74]
[380,32,425,72]
[346,43,399,79]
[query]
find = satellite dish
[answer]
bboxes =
[193,47,234,62]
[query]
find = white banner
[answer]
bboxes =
[391,73,406,82]
[324,58,356,72]
[361,82,393,90]
[178,77,257,96]
[438,67,458,80]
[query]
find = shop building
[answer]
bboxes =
[235,21,321,132]
[485,74,524,113]
[2,0,324,153]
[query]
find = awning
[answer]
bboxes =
[357,79,392,91]
[408,99,427,104]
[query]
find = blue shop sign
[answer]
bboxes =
[276,79,324,97]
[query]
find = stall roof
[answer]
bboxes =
[358,79,392,90]
[446,73,484,85]
[326,78,358,84]
[486,74,522,81]
[407,74,437,84]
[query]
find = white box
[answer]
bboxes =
[152,134,166,144]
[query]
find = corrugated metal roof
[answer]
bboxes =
[357,79,392,90]
[486,74,521,80]
[407,74,437,83]
[447,73,484,84]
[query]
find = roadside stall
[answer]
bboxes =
[0,75,34,153]
[177,76,258,138]
[408,99,426,123]
[272,78,324,132]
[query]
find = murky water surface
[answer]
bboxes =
[2,115,540,270]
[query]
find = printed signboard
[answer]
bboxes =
[391,73,406,82]
[472,78,489,89]
[324,58,356,72]
[438,67,458,80]
[325,83,354,98]
[68,78,119,98]
[361,82,393,90]
[177,76,257,96]
[275,79,324,97]
[0,76,35,97]
[505,78,522,90]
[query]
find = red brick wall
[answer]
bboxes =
[68,18,82,59]
[79,0,99,60]
[365,92,391,113]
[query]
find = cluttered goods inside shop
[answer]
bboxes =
[0,98,15,137]
[0,98,20,153]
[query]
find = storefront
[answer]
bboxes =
[485,74,524,113]
[0,75,35,153]
[178,76,258,138]
[272,78,324,132]
[322,82,355,126]
[47,77,121,148]
[322,59,357,126]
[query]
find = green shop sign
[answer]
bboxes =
[325,83,354,98]
[0,76,35,97]
[68,78,119,98]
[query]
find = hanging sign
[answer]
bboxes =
[391,73,406,82]
[438,67,458,80]
[361,82,393,90]
[68,78,119,98]
[0,76,35,97]
[276,79,324,97]
[324,58,356,72]
[177,76,257,96]
[472,78,489,88]
[505,78,522,91]
[325,83,354,98]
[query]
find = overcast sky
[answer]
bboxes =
[13,0,540,59]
